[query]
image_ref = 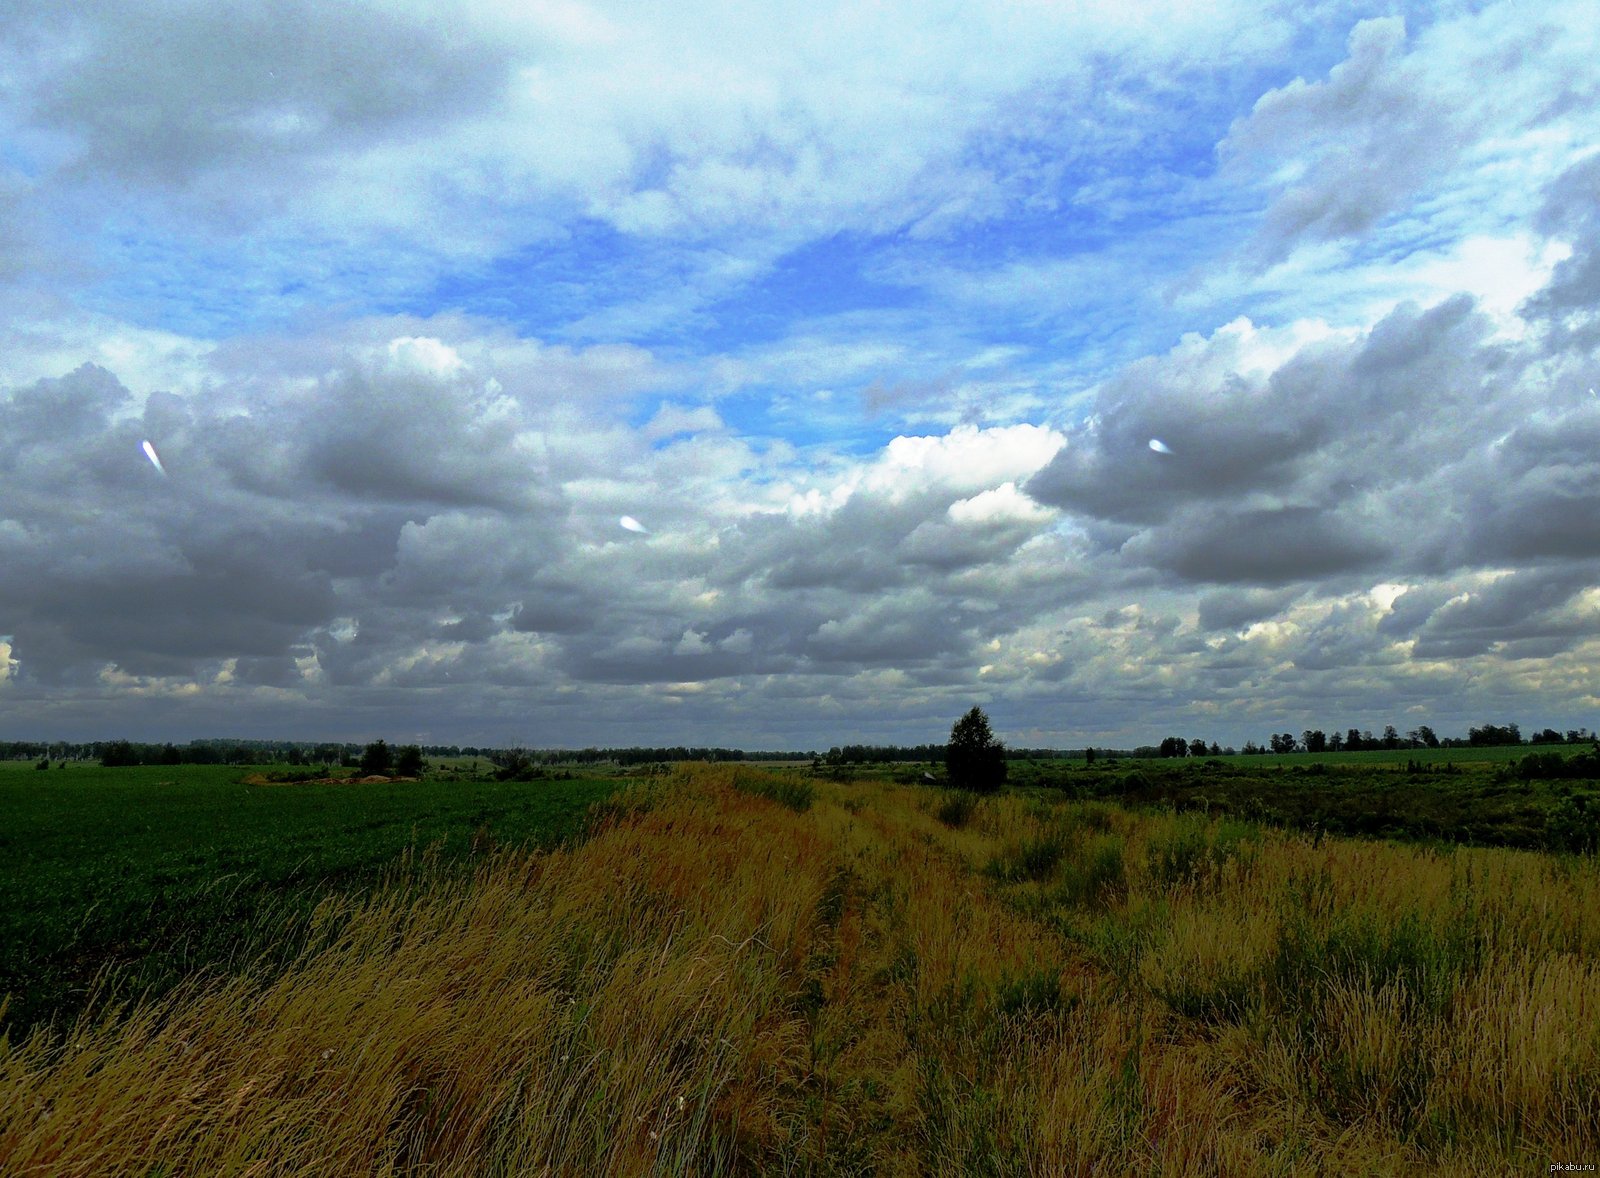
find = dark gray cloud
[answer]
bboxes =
[508,587,599,637]
[1404,567,1599,661]
[536,468,1063,686]
[1523,154,1600,342]
[12,1,512,185]
[1197,586,1303,631]
[0,352,569,689]
[1026,295,1513,585]
[1124,505,1384,587]
[1459,408,1600,563]
[1021,381,1324,526]
[6,245,1599,747]
[304,369,548,512]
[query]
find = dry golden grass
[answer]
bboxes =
[2,765,1597,1174]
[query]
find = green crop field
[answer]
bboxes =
[0,761,617,1035]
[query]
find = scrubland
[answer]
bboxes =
[3,763,1597,1174]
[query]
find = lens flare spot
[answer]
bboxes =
[619,515,649,534]
[141,440,167,475]
[1147,438,1173,455]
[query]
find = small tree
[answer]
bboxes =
[946,706,1007,792]
[100,740,137,767]
[359,739,392,776]
[395,744,425,777]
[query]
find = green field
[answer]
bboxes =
[0,761,616,1035]
[5,746,1596,1042]
[1205,743,1585,766]
[843,743,1600,853]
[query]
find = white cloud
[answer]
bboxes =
[948,482,1052,525]
[859,424,1065,499]
[384,336,466,378]
[1220,0,1600,271]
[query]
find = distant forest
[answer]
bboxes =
[2,720,1594,769]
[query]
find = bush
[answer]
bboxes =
[394,745,425,778]
[985,834,1068,883]
[493,751,541,781]
[1146,815,1256,889]
[1054,834,1126,907]
[359,740,391,776]
[730,770,814,813]
[935,790,977,828]
[1547,793,1599,854]
[1517,748,1600,781]
[995,968,1067,1017]
[100,740,137,767]
[1074,801,1116,832]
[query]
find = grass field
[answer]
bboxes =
[1204,742,1587,766]
[2,761,1597,1173]
[1001,748,1599,852]
[0,761,616,1035]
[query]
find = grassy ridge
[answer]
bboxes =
[0,763,615,1035]
[2,764,1595,1173]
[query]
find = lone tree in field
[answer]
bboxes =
[946,706,1007,792]
[359,739,392,776]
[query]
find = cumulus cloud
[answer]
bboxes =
[1401,568,1600,662]
[0,335,1075,736]
[1027,297,1516,579]
[0,329,608,685]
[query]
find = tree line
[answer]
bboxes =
[1150,722,1595,757]
[4,719,1593,773]
[0,739,820,769]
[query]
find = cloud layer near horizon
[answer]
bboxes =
[1,0,1598,747]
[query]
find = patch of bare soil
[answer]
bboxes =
[242,773,420,786]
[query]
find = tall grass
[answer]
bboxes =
[2,764,1596,1174]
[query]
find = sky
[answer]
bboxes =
[1,0,1598,750]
